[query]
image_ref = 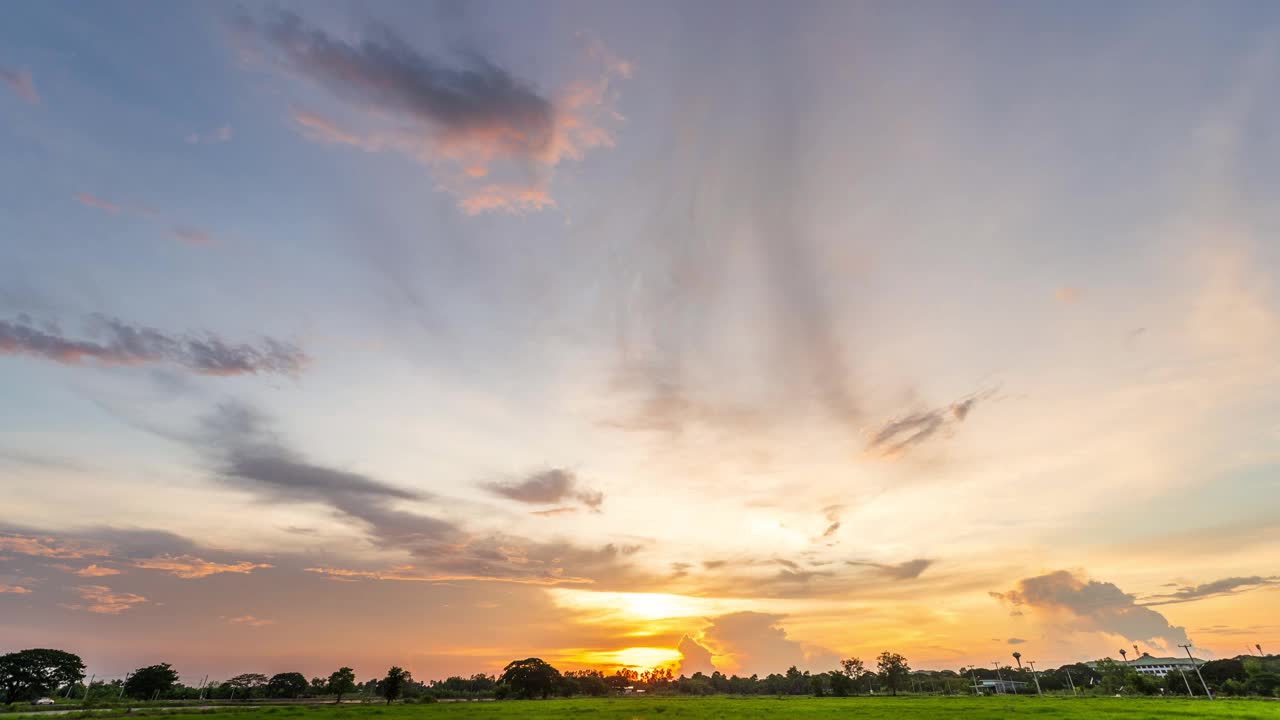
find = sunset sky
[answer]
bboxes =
[2,0,1279,685]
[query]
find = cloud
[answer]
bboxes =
[0,584,32,594]
[1007,637,1027,645]
[0,533,110,559]
[676,634,716,676]
[847,558,933,580]
[200,403,637,587]
[530,507,578,517]
[233,11,628,213]
[0,65,38,104]
[61,564,121,577]
[61,584,147,614]
[1055,286,1081,303]
[226,615,273,627]
[0,313,307,376]
[815,505,842,542]
[1141,576,1280,606]
[482,468,604,512]
[698,612,837,676]
[866,389,993,457]
[169,226,215,245]
[186,125,233,144]
[133,554,272,579]
[74,192,122,214]
[992,570,1191,649]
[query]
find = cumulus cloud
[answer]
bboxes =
[61,584,147,614]
[847,558,933,580]
[483,468,604,512]
[0,65,38,104]
[866,389,993,457]
[699,612,837,676]
[0,314,307,376]
[74,192,121,214]
[133,554,272,579]
[992,570,1191,649]
[676,634,716,676]
[1141,575,1280,606]
[186,125,233,144]
[232,11,628,213]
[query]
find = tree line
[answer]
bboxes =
[3,647,1277,706]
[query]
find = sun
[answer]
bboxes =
[575,646,683,671]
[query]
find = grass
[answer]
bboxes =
[25,696,1280,720]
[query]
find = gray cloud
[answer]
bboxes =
[483,468,604,512]
[0,314,306,376]
[1140,575,1280,606]
[992,570,1191,648]
[848,558,933,580]
[1007,637,1027,645]
[233,11,627,214]
[866,389,993,456]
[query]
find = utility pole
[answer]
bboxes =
[993,662,1006,695]
[1180,644,1212,700]
[1027,662,1042,696]
[1064,667,1077,696]
[1175,664,1195,697]
[970,668,980,696]
[119,673,131,699]
[83,675,95,702]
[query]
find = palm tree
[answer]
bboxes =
[1011,652,1022,670]
[1119,649,1128,664]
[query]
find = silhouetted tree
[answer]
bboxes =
[498,658,561,699]
[378,667,410,704]
[124,664,179,700]
[266,673,308,699]
[327,667,356,703]
[0,649,85,702]
[876,652,910,696]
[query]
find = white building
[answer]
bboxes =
[1087,653,1204,678]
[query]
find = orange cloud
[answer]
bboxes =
[74,192,121,214]
[133,554,272,579]
[0,65,39,104]
[0,584,32,594]
[52,563,121,577]
[0,533,110,559]
[304,566,594,587]
[62,585,147,614]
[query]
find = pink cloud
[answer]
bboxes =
[0,65,39,104]
[0,584,33,594]
[61,584,147,614]
[186,125,233,144]
[304,565,593,586]
[226,615,274,627]
[169,226,214,245]
[133,554,272,579]
[74,192,122,214]
[0,533,110,559]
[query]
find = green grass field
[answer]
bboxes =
[43,696,1280,720]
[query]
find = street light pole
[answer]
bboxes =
[1179,644,1212,700]
[1027,662,1042,696]
[993,662,1006,695]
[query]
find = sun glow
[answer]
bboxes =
[572,646,683,670]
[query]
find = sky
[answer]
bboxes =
[2,0,1279,685]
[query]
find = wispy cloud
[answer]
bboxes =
[54,563,121,577]
[169,227,214,245]
[866,389,993,457]
[303,565,594,586]
[225,614,273,627]
[847,558,933,580]
[186,125,233,144]
[61,584,147,614]
[233,11,628,214]
[0,584,33,594]
[482,468,604,512]
[0,314,307,376]
[133,554,272,579]
[0,65,38,104]
[73,192,122,214]
[1141,575,1280,606]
